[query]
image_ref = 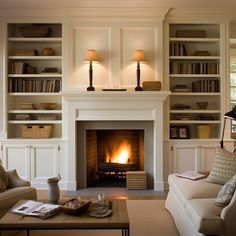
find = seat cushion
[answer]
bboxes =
[168,174,222,206]
[206,147,236,185]
[185,198,223,235]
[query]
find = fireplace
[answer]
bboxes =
[63,91,170,191]
[77,121,153,188]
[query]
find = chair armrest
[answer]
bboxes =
[6,169,30,188]
[220,189,236,236]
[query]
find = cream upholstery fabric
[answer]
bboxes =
[185,198,223,235]
[0,164,8,193]
[206,147,236,185]
[7,169,30,188]
[168,174,222,206]
[215,174,236,207]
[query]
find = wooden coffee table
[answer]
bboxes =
[0,199,129,236]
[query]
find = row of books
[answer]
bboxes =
[192,79,220,92]
[170,61,220,74]
[8,78,61,93]
[169,42,188,56]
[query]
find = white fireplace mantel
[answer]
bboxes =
[63,91,170,191]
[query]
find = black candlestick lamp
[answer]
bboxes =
[220,106,236,148]
[132,50,145,91]
[84,49,99,91]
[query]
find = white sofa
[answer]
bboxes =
[165,174,236,236]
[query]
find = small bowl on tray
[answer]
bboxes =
[60,198,91,216]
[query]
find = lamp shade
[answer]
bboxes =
[224,106,236,119]
[132,50,145,62]
[84,49,99,62]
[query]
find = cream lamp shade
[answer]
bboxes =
[84,49,99,62]
[132,50,145,62]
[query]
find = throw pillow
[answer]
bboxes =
[205,147,236,185]
[215,174,236,207]
[0,163,8,193]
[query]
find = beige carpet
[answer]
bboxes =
[3,200,179,236]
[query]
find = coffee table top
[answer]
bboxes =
[0,199,129,230]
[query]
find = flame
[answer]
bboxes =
[105,141,131,164]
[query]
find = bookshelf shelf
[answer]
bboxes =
[168,23,222,140]
[7,23,63,139]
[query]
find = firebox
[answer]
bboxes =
[86,130,144,187]
[76,121,154,189]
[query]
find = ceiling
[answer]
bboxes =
[0,0,236,9]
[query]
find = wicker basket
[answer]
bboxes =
[21,125,52,138]
[19,25,51,38]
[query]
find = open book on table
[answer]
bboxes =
[175,170,206,181]
[11,200,60,219]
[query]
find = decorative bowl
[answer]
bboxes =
[197,102,208,109]
[60,199,91,216]
[38,103,58,110]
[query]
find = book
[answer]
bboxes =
[11,200,60,219]
[175,170,206,181]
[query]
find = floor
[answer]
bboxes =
[37,188,167,200]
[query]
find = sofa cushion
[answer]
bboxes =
[168,174,222,206]
[185,198,223,235]
[7,169,30,188]
[215,174,236,207]
[0,164,8,193]
[206,147,236,185]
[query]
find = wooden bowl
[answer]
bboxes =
[38,103,58,110]
[60,199,91,216]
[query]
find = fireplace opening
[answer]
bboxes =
[86,130,144,187]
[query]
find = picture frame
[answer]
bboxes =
[170,126,190,139]
[178,126,190,139]
[170,126,179,139]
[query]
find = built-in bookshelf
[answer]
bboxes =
[7,23,63,139]
[168,23,221,140]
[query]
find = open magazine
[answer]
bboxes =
[11,200,60,219]
[175,170,206,181]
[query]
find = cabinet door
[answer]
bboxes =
[30,143,59,187]
[2,143,31,180]
[171,143,200,173]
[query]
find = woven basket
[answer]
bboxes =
[21,125,52,138]
[19,25,51,38]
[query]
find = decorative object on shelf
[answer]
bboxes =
[172,103,191,110]
[132,50,145,91]
[84,49,99,91]
[193,51,211,56]
[14,49,37,56]
[41,47,55,56]
[142,81,161,91]
[37,114,57,120]
[21,125,52,138]
[220,106,236,148]
[42,67,60,74]
[20,103,34,110]
[19,24,51,38]
[14,114,31,120]
[197,125,211,139]
[173,84,190,92]
[170,126,190,139]
[196,101,208,109]
[38,103,58,110]
[47,174,61,204]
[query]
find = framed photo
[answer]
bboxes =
[170,126,179,139]
[178,126,190,139]
[170,126,190,139]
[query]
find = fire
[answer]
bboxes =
[105,141,131,164]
